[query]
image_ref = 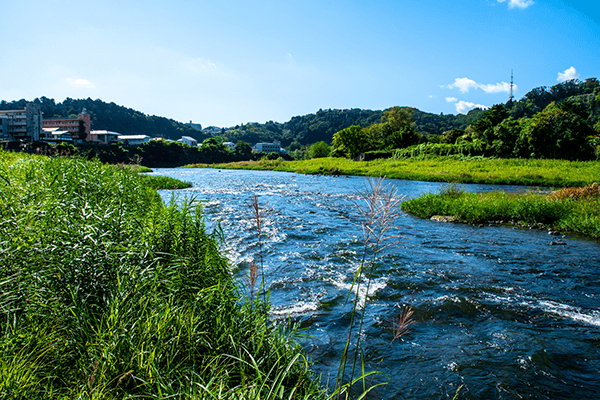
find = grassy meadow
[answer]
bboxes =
[186,156,600,188]
[0,151,324,399]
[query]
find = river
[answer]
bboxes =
[150,168,600,399]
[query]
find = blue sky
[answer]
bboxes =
[1,0,598,127]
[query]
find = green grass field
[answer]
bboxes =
[186,156,600,187]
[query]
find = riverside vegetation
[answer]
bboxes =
[0,150,415,399]
[402,182,600,240]
[0,150,327,399]
[187,156,600,188]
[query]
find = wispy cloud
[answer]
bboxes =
[455,100,488,114]
[65,78,96,88]
[557,66,580,82]
[497,0,534,10]
[445,97,458,103]
[184,58,218,72]
[443,77,517,94]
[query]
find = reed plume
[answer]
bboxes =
[335,176,409,398]
[246,193,271,300]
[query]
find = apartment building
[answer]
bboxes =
[43,109,91,139]
[0,103,42,141]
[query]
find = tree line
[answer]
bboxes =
[328,78,600,161]
[4,77,599,162]
[0,97,208,143]
[14,137,262,168]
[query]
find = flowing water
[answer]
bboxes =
[151,168,600,399]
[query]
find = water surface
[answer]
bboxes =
[152,168,600,399]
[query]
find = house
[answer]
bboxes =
[118,135,151,145]
[42,127,73,142]
[89,130,120,144]
[185,121,203,131]
[0,102,43,141]
[178,136,198,146]
[223,141,236,151]
[252,141,286,154]
[202,126,222,135]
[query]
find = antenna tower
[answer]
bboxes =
[509,69,514,102]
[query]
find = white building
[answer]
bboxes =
[252,141,286,154]
[178,136,198,146]
[90,130,120,144]
[118,135,151,145]
[223,141,236,151]
[43,127,73,142]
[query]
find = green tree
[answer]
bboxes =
[308,141,331,158]
[76,119,88,141]
[441,129,465,144]
[362,123,385,149]
[288,141,302,151]
[382,106,416,133]
[520,104,596,159]
[380,106,419,149]
[332,125,371,159]
[468,104,509,146]
[235,140,253,160]
[491,117,522,157]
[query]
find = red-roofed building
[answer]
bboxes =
[43,109,91,140]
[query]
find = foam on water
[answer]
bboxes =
[485,293,600,327]
[271,300,320,318]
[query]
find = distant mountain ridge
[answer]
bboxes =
[2,77,598,147]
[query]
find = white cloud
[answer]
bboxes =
[65,78,96,88]
[557,66,580,82]
[444,77,479,93]
[446,97,458,103]
[479,82,515,94]
[497,0,534,9]
[455,101,488,114]
[444,77,517,94]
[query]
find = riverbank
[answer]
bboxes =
[184,156,600,187]
[401,183,600,240]
[0,151,324,399]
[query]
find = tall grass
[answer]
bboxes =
[0,151,323,399]
[402,182,600,239]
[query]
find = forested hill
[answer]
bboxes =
[227,78,600,147]
[508,77,600,121]
[1,95,484,146]
[3,77,598,147]
[219,107,487,147]
[0,97,208,142]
